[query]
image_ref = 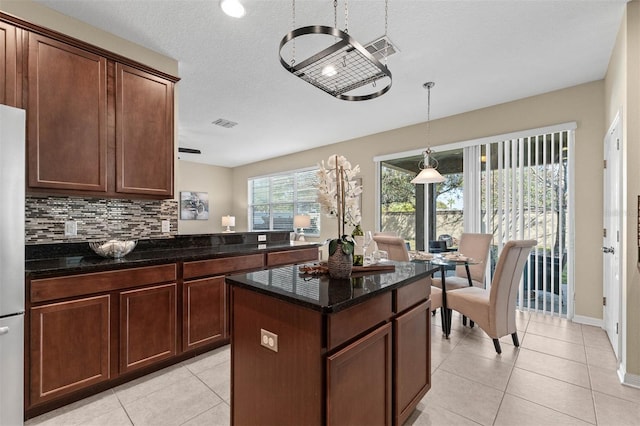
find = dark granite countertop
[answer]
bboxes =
[225,261,439,313]
[26,232,319,277]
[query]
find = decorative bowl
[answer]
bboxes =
[89,239,137,259]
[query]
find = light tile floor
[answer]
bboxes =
[26,311,640,425]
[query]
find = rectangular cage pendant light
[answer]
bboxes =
[279,26,392,101]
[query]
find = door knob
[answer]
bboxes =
[602,246,615,254]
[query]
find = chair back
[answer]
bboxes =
[372,235,410,261]
[489,240,537,337]
[455,233,493,286]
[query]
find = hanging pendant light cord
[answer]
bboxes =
[291,0,296,66]
[344,0,349,33]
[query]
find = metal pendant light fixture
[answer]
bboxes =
[279,0,392,101]
[411,82,445,184]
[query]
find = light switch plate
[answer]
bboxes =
[64,221,77,237]
[260,328,278,352]
[161,220,170,233]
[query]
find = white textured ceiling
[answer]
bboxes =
[33,0,627,167]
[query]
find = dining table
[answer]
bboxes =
[411,252,481,338]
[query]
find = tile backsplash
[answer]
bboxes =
[25,195,178,244]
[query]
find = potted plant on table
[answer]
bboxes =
[317,155,362,279]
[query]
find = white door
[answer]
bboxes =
[603,114,622,358]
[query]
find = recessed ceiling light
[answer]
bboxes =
[220,0,246,18]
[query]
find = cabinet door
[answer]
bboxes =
[120,283,176,373]
[115,63,173,198]
[326,322,392,426]
[0,21,19,107]
[27,33,107,192]
[183,276,227,351]
[394,300,431,426]
[30,295,110,405]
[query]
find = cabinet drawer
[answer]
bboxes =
[30,264,177,303]
[267,247,318,267]
[327,292,392,350]
[183,254,264,279]
[394,277,430,314]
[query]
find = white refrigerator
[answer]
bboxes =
[0,104,25,426]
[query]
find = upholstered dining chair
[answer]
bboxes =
[372,235,410,261]
[432,233,493,290]
[445,239,537,354]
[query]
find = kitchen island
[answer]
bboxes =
[226,261,439,426]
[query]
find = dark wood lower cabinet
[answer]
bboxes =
[327,323,392,426]
[119,283,177,373]
[183,276,227,351]
[29,295,110,405]
[394,300,431,426]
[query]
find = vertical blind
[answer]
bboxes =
[479,129,573,316]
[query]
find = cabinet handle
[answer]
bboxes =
[0,326,9,335]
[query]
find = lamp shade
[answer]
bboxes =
[410,167,445,184]
[293,215,311,229]
[221,215,235,227]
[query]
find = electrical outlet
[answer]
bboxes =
[161,220,170,233]
[260,328,278,352]
[64,221,77,237]
[258,234,267,242]
[258,243,267,250]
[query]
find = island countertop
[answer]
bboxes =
[226,261,439,313]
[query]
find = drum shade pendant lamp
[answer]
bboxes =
[411,82,445,184]
[279,0,392,101]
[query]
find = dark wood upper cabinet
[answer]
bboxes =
[116,64,174,197]
[0,20,20,107]
[27,32,108,193]
[11,14,178,199]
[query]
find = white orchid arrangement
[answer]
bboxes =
[317,155,362,256]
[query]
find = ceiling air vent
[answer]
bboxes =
[364,35,399,62]
[178,147,201,154]
[212,118,238,128]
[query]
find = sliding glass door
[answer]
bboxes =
[376,123,574,317]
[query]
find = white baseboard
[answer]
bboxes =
[572,315,603,328]
[618,365,640,389]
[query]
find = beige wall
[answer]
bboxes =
[176,161,233,235]
[626,0,640,382]
[606,1,640,378]
[233,82,606,321]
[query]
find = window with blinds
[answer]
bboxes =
[248,168,321,236]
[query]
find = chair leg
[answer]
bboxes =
[511,332,520,347]
[492,339,502,354]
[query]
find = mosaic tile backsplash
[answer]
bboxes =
[26,195,178,244]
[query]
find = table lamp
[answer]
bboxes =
[222,215,235,233]
[293,215,311,241]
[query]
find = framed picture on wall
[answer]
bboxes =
[180,191,209,220]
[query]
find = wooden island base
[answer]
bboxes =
[228,263,436,425]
